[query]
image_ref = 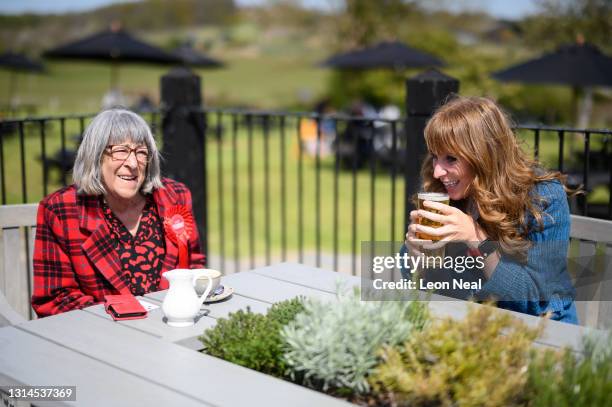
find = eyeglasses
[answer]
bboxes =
[105,145,150,163]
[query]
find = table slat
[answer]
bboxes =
[220,271,336,304]
[250,262,362,293]
[16,311,350,407]
[0,326,208,407]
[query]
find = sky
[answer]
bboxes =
[0,0,540,20]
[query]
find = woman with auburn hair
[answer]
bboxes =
[403,95,577,323]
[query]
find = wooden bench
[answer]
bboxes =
[0,203,37,325]
[569,214,612,329]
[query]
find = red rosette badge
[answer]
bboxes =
[163,206,194,269]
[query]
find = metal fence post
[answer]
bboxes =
[404,69,459,230]
[160,67,208,258]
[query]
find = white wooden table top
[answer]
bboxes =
[0,262,592,406]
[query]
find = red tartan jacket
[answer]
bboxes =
[32,178,206,317]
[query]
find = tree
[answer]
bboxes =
[522,0,612,52]
[333,0,418,49]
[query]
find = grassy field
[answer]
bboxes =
[0,36,330,114]
[0,35,609,271]
[204,116,407,266]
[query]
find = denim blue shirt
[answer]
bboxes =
[401,180,578,324]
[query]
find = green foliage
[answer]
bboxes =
[334,0,419,49]
[199,297,305,378]
[521,0,612,53]
[281,288,428,395]
[496,84,573,124]
[327,69,407,109]
[526,331,612,407]
[369,305,542,407]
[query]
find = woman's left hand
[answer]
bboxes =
[415,200,483,244]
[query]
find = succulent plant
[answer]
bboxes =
[199,297,305,378]
[281,287,428,395]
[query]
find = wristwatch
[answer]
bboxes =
[467,239,497,259]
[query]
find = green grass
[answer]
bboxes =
[204,117,407,260]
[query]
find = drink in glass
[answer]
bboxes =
[417,192,449,240]
[416,192,449,262]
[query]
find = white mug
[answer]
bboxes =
[194,269,222,296]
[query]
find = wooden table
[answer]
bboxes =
[0,262,591,406]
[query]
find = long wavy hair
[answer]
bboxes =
[421,96,568,259]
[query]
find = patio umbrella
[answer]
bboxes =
[0,52,45,108]
[492,42,612,126]
[44,24,182,91]
[320,40,444,70]
[173,45,224,68]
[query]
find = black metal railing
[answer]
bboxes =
[194,107,407,274]
[515,125,612,219]
[1,109,610,274]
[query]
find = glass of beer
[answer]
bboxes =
[417,192,449,240]
[417,192,450,267]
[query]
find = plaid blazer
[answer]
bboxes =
[32,178,206,317]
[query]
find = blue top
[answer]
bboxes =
[402,180,578,324]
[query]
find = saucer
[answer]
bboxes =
[203,285,234,304]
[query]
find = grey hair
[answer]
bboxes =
[72,108,163,195]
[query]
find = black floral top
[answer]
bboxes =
[102,197,166,296]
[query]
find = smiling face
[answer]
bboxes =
[432,151,474,201]
[101,142,148,204]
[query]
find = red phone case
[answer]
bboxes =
[104,294,148,321]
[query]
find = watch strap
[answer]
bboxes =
[467,239,497,258]
[477,239,497,258]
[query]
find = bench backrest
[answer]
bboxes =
[0,203,37,325]
[569,214,612,329]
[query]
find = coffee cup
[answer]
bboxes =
[194,269,222,296]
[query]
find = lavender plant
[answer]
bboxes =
[281,288,428,395]
[526,330,612,407]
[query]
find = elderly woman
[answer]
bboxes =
[32,108,205,317]
[403,96,577,323]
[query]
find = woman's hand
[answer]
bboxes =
[414,200,485,244]
[405,210,430,255]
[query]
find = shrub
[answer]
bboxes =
[369,305,542,407]
[199,297,305,378]
[526,331,612,407]
[281,288,428,395]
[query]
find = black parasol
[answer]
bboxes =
[0,52,45,73]
[492,42,612,127]
[320,40,444,70]
[492,42,612,87]
[44,24,182,90]
[0,52,45,108]
[173,45,224,68]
